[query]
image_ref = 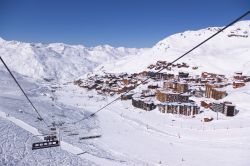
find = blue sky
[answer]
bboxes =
[0,0,249,47]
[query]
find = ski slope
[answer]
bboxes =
[0,20,250,165]
[1,67,250,165]
[96,20,250,76]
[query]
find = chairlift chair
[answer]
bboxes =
[78,128,102,140]
[68,132,79,136]
[32,140,60,150]
[32,126,60,150]
[79,134,101,140]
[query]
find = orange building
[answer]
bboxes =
[156,89,189,103]
[176,82,189,93]
[205,84,227,100]
[233,81,245,88]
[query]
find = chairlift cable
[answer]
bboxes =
[71,10,250,125]
[0,56,48,127]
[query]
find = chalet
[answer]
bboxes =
[224,103,236,116]
[122,79,130,85]
[132,96,156,111]
[139,71,149,77]
[193,87,204,97]
[244,76,250,82]
[178,72,189,78]
[74,79,83,85]
[101,87,111,94]
[201,100,211,108]
[147,71,157,78]
[148,84,159,89]
[200,79,209,84]
[147,64,156,69]
[233,81,245,88]
[203,117,213,122]
[176,82,189,93]
[211,88,227,100]
[211,101,237,116]
[130,79,138,85]
[155,72,174,80]
[205,84,227,100]
[155,66,162,70]
[201,72,210,78]
[119,72,128,78]
[183,77,201,83]
[156,60,167,66]
[163,81,178,90]
[177,63,189,68]
[115,85,134,94]
[141,89,155,97]
[232,72,250,83]
[130,73,138,78]
[183,63,189,68]
[211,102,224,113]
[95,79,103,84]
[95,85,102,90]
[156,90,178,102]
[233,71,245,80]
[110,92,115,96]
[158,102,200,116]
[201,72,226,82]
[156,89,189,103]
[192,66,198,70]
[121,91,135,100]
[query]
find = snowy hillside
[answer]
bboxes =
[1,21,249,82]
[0,38,143,82]
[1,65,250,166]
[98,20,250,76]
[1,20,250,166]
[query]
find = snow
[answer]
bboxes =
[0,20,250,165]
[0,116,93,166]
[97,20,250,76]
[0,39,144,82]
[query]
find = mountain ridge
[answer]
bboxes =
[1,20,250,82]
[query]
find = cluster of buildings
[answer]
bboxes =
[158,102,200,116]
[204,84,227,100]
[132,94,156,111]
[75,61,250,118]
[232,71,250,88]
[201,101,237,117]
[211,101,237,116]
[74,73,141,96]
[147,60,189,71]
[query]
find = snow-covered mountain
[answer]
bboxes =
[1,20,250,82]
[98,20,250,76]
[1,20,250,166]
[0,38,144,82]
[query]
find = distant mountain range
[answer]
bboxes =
[1,20,250,82]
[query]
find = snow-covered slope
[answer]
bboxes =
[1,20,250,166]
[0,38,143,82]
[1,20,249,82]
[98,20,250,76]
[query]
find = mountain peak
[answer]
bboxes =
[0,37,5,43]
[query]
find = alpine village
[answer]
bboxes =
[74,60,250,122]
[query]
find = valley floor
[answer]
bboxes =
[0,70,250,166]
